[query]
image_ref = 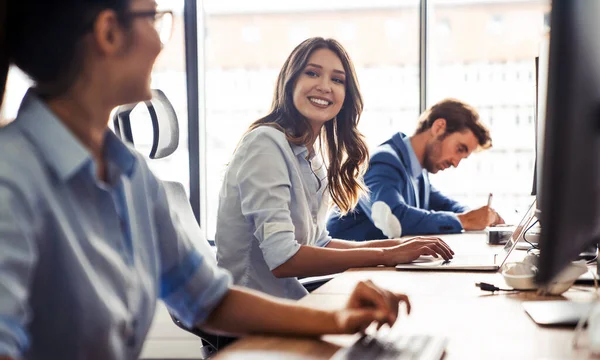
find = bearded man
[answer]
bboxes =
[327,98,504,240]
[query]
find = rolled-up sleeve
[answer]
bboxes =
[236,129,301,271]
[153,180,232,329]
[0,182,36,358]
[315,227,332,248]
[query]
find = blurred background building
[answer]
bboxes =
[2,0,550,238]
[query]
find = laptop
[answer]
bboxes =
[395,199,537,271]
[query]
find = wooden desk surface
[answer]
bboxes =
[215,233,596,360]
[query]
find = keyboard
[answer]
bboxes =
[331,333,447,360]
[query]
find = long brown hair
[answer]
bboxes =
[246,37,369,214]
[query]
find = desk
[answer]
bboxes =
[140,302,203,359]
[215,233,595,359]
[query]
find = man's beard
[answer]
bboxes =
[423,139,442,173]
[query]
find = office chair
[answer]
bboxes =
[113,90,233,357]
[112,90,335,358]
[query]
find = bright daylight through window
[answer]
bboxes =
[0,0,550,242]
[202,0,549,238]
[427,0,549,222]
[1,0,189,195]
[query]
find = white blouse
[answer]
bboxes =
[215,126,332,299]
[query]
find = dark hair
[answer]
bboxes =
[0,0,131,108]
[0,2,8,108]
[246,37,369,214]
[415,98,492,149]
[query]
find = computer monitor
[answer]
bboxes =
[533,20,551,221]
[536,0,600,285]
[531,56,539,200]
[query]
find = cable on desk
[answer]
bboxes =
[475,282,517,293]
[522,219,540,250]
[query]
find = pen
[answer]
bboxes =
[487,193,493,207]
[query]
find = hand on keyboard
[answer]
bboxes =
[333,280,411,334]
[384,237,455,265]
[332,333,447,360]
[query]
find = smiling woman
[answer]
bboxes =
[0,4,417,360]
[292,49,347,136]
[214,37,454,300]
[245,37,369,214]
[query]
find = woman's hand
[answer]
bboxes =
[332,280,411,334]
[383,236,454,265]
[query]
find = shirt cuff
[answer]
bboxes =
[161,250,232,329]
[442,212,464,232]
[455,204,469,213]
[259,227,301,271]
[0,316,28,358]
[315,234,332,248]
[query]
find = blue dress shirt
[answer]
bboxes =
[327,132,467,239]
[403,136,424,209]
[215,126,332,300]
[0,90,232,360]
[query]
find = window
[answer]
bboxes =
[436,18,452,38]
[487,14,504,35]
[202,1,420,239]
[288,25,310,44]
[428,0,550,218]
[1,1,191,230]
[385,19,404,40]
[337,22,357,42]
[133,1,190,196]
[241,25,262,43]
[1,0,555,242]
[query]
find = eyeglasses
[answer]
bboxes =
[125,10,174,45]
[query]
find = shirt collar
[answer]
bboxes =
[290,142,317,160]
[402,135,424,179]
[15,89,137,182]
[103,130,137,178]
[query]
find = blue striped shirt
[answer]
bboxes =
[0,90,231,360]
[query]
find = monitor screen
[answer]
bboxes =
[498,199,537,268]
[536,0,600,285]
[534,37,549,218]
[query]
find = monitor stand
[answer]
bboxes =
[574,243,599,284]
[523,301,593,327]
[529,222,597,279]
[524,242,599,327]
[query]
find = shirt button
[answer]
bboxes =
[120,319,137,347]
[120,320,129,338]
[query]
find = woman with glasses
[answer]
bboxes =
[215,37,454,300]
[0,1,409,360]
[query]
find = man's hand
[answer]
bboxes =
[493,212,506,226]
[382,236,454,265]
[457,206,504,230]
[332,280,411,334]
